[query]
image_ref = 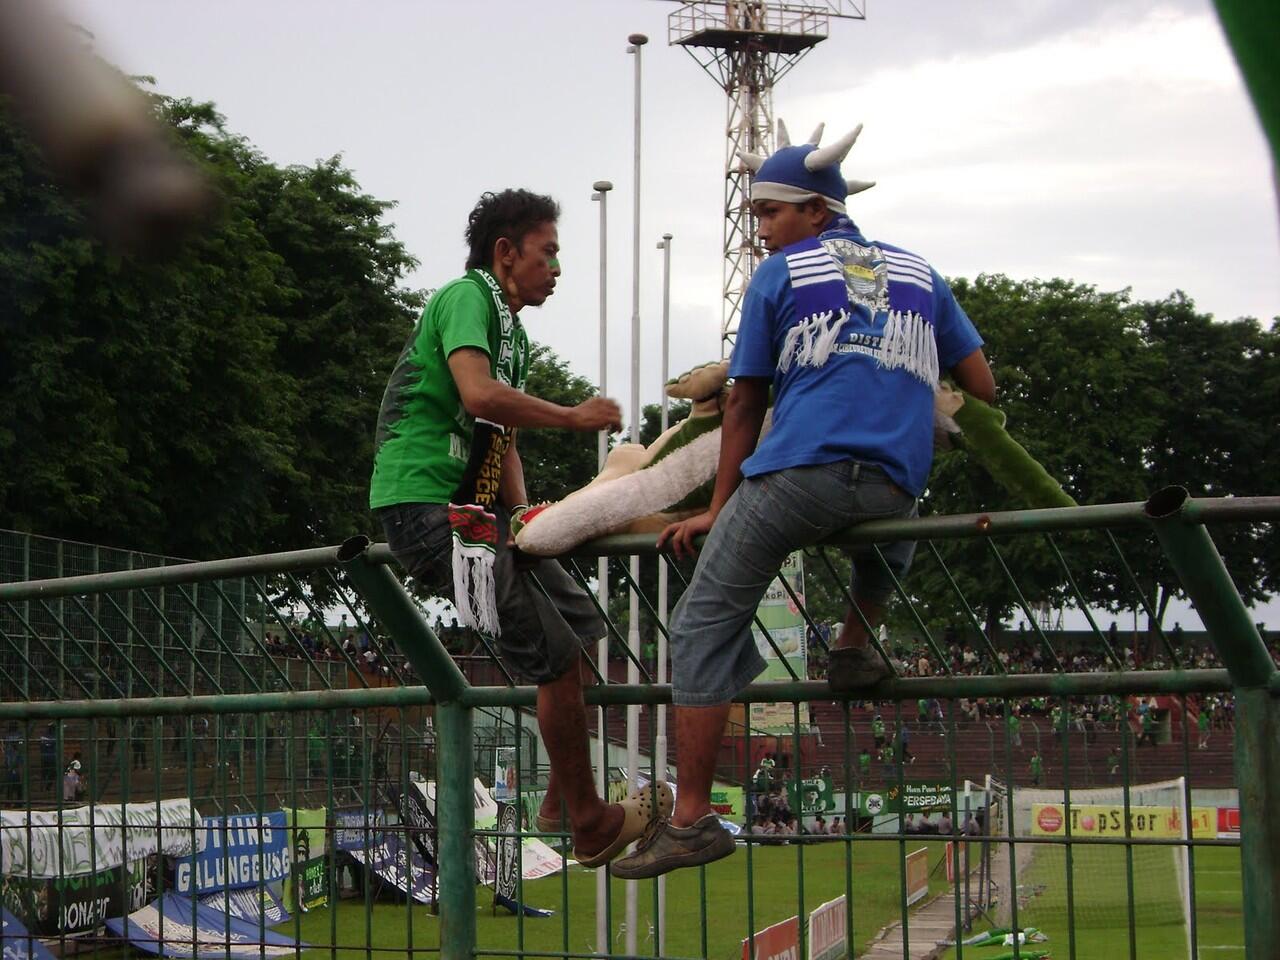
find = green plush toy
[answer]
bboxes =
[937,382,1077,509]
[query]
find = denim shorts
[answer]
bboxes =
[378,502,605,685]
[670,460,918,706]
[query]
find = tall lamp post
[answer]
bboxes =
[624,31,647,958]
[655,230,672,953]
[589,178,612,956]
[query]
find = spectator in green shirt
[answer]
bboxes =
[369,190,645,869]
[1006,709,1022,747]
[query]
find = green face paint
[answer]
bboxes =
[547,257,560,271]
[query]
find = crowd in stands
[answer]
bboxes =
[804,621,1258,746]
[262,615,409,678]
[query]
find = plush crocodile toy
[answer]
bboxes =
[513,363,1073,556]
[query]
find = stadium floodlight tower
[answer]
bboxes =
[661,0,865,351]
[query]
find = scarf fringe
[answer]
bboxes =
[779,309,848,372]
[452,539,500,637]
[878,309,939,387]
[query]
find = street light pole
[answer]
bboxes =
[624,31,647,958]
[590,179,612,956]
[655,230,672,954]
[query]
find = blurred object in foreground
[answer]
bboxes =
[0,0,215,254]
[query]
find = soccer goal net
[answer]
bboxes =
[989,776,1192,957]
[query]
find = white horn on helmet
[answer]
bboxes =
[736,150,767,172]
[846,179,876,195]
[804,124,863,171]
[807,122,825,145]
[776,118,791,148]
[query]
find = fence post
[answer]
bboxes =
[339,535,477,957]
[1146,486,1280,953]
[436,700,477,960]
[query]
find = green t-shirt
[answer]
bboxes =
[369,272,530,509]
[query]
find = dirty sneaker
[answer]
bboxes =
[828,644,892,693]
[609,814,736,880]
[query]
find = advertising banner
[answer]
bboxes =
[807,896,846,960]
[347,834,435,905]
[105,894,308,959]
[741,915,798,960]
[905,847,929,906]
[1216,807,1240,840]
[198,886,289,926]
[857,782,954,817]
[332,808,386,853]
[944,841,969,884]
[749,552,809,733]
[788,773,835,816]
[1,908,57,960]
[494,748,518,802]
[1030,803,1216,839]
[280,808,327,912]
[494,802,519,902]
[174,813,288,895]
[709,786,745,821]
[0,801,201,878]
[0,858,151,937]
[397,785,438,864]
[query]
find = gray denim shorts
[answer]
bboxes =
[670,460,918,707]
[378,502,605,685]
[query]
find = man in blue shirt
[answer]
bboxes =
[612,120,994,880]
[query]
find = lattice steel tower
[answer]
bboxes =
[662,1,865,350]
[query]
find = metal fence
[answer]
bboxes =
[0,488,1274,960]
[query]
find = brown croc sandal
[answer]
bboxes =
[573,781,675,868]
[631,781,675,822]
[535,812,564,834]
[542,782,672,836]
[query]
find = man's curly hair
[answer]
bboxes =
[465,189,560,270]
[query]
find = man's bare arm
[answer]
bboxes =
[951,348,996,403]
[498,436,529,510]
[707,377,771,519]
[447,348,621,431]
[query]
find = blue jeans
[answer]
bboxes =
[670,460,917,707]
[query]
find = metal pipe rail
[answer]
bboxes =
[0,489,1274,960]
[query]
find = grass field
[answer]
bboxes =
[937,845,1244,960]
[284,839,955,960]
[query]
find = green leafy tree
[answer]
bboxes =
[517,343,602,505]
[909,276,1163,644]
[1135,296,1279,622]
[0,89,421,561]
[908,276,1276,653]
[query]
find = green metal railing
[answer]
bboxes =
[0,488,1274,959]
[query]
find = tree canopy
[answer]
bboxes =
[903,276,1278,640]
[1,91,422,558]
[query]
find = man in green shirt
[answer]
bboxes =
[370,189,638,866]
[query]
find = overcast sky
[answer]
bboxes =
[65,0,1277,397]
[62,0,1278,627]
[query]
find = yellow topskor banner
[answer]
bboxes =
[1031,803,1215,839]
